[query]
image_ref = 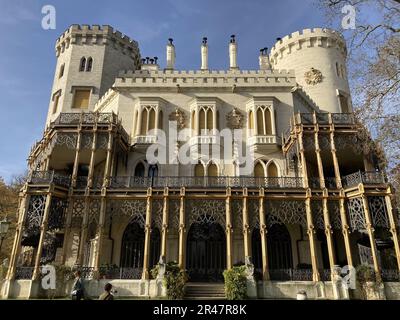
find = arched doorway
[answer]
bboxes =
[120,222,161,272]
[120,222,145,270]
[186,221,226,282]
[268,224,293,270]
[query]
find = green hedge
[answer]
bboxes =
[223,266,247,300]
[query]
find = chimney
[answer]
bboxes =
[259,47,271,70]
[201,37,208,71]
[229,35,238,70]
[166,38,175,70]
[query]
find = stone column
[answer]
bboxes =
[384,189,400,272]
[61,195,74,264]
[93,197,106,273]
[32,193,53,280]
[71,127,82,188]
[76,126,97,266]
[242,188,251,260]
[305,193,321,281]
[259,188,269,280]
[76,198,90,266]
[322,194,337,277]
[161,188,169,260]
[329,117,342,189]
[314,120,336,276]
[360,190,381,281]
[339,191,353,267]
[298,131,309,188]
[142,188,153,280]
[225,188,233,270]
[178,188,186,269]
[7,193,30,280]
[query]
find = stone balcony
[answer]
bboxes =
[248,135,280,152]
[132,135,158,146]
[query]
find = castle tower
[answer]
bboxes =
[270,28,351,114]
[46,24,141,125]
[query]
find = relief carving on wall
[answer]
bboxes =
[226,108,244,129]
[304,67,323,85]
[168,108,186,129]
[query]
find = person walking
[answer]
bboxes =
[99,283,114,300]
[71,270,85,300]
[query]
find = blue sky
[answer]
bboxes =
[0,0,329,182]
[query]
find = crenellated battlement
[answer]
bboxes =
[113,68,296,88]
[55,24,139,58]
[270,28,347,64]
[117,68,295,77]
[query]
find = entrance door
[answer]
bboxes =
[186,222,226,282]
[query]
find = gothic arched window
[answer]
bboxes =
[134,162,145,177]
[86,57,93,72]
[79,57,86,72]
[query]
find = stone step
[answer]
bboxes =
[184,283,226,300]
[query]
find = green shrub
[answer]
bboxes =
[223,265,247,300]
[150,264,159,280]
[163,261,188,300]
[356,264,377,283]
[0,264,8,281]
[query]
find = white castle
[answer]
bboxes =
[2,25,399,300]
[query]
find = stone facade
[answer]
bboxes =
[2,25,400,300]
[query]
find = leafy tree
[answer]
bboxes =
[0,173,27,262]
[317,0,400,205]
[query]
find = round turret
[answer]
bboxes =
[270,28,351,114]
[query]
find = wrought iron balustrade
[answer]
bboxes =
[381,269,400,282]
[15,266,34,280]
[269,269,314,281]
[332,113,355,125]
[293,113,355,125]
[109,176,304,189]
[75,176,88,189]
[325,177,337,189]
[308,177,321,189]
[54,112,116,125]
[30,171,71,188]
[316,113,329,124]
[98,267,143,280]
[342,171,386,188]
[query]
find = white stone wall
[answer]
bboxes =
[270,28,351,114]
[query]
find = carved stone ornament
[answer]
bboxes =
[168,108,186,129]
[304,67,323,85]
[226,108,244,129]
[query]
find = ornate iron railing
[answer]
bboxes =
[294,113,355,125]
[75,176,88,189]
[269,269,314,281]
[54,112,116,125]
[108,176,304,189]
[331,113,355,125]
[309,177,321,189]
[319,269,332,281]
[342,171,386,188]
[325,177,337,189]
[15,267,34,280]
[99,267,143,280]
[30,171,71,188]
[76,267,95,279]
[381,269,400,282]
